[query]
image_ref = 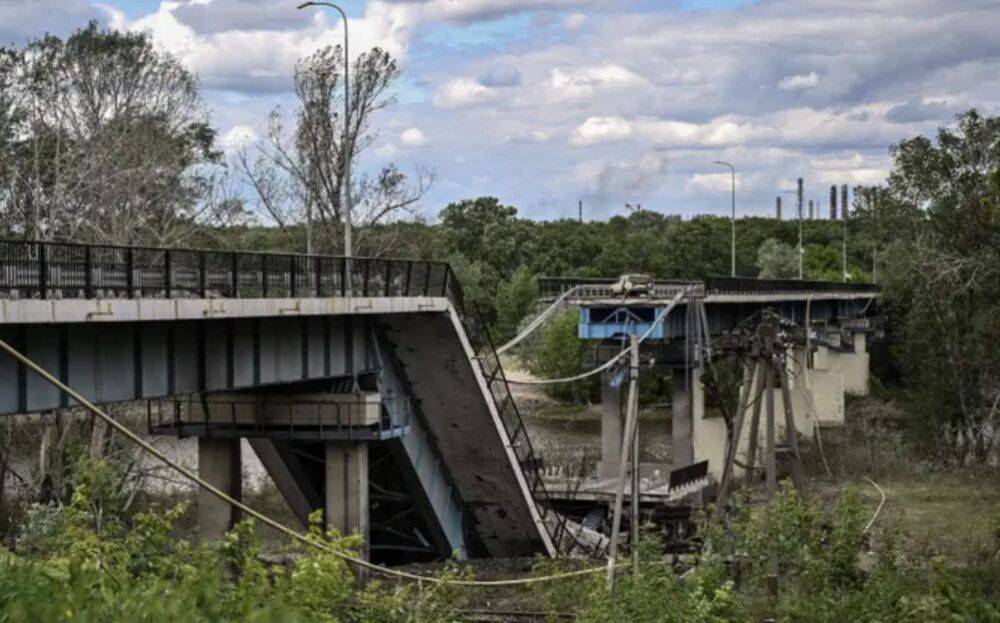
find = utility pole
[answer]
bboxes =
[797,178,804,279]
[629,336,640,575]
[606,336,641,591]
[841,185,849,282]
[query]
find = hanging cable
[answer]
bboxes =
[495,285,583,355]
[507,288,692,386]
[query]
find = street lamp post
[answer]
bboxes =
[298,2,352,262]
[782,186,803,280]
[712,161,736,277]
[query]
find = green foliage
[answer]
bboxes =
[494,266,538,344]
[525,309,592,402]
[0,461,468,623]
[870,111,1000,460]
[756,237,798,278]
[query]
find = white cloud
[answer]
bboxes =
[400,127,427,146]
[778,71,820,91]
[549,64,646,102]
[412,0,597,24]
[127,0,419,92]
[433,77,499,108]
[375,142,402,157]
[564,12,587,30]
[685,172,740,194]
[219,125,257,153]
[570,116,634,146]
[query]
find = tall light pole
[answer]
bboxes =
[782,182,804,280]
[712,161,736,276]
[298,2,352,261]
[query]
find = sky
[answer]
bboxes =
[3,0,1000,222]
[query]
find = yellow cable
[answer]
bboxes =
[0,336,622,587]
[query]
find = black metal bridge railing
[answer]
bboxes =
[0,238,568,552]
[0,239,452,299]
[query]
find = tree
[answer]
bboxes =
[0,22,224,245]
[439,197,517,261]
[526,310,590,402]
[756,238,798,278]
[240,45,430,256]
[875,111,1000,461]
[494,266,538,343]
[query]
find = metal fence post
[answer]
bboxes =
[314,256,321,297]
[37,242,47,300]
[290,256,297,297]
[164,250,172,298]
[126,248,135,297]
[261,255,269,297]
[340,258,347,297]
[230,252,238,297]
[83,245,93,299]
[198,251,207,298]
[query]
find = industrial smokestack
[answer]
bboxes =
[808,199,814,220]
[830,185,837,220]
[776,196,782,220]
[841,184,849,220]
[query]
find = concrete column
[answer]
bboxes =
[597,370,623,479]
[842,331,870,396]
[774,347,817,435]
[198,437,242,541]
[672,366,695,469]
[326,442,369,553]
[808,344,846,426]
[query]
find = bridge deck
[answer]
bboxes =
[0,239,563,557]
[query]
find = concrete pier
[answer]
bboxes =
[326,442,369,554]
[841,331,870,397]
[672,366,695,469]
[597,371,623,479]
[198,437,242,541]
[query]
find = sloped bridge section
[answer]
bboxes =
[0,239,559,558]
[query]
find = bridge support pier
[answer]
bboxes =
[808,344,846,426]
[672,366,695,469]
[198,437,242,541]
[774,347,817,435]
[326,442,369,557]
[597,371,623,480]
[841,331,870,397]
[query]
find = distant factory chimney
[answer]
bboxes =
[830,185,838,220]
[841,184,849,220]
[808,199,814,220]
[776,196,782,220]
